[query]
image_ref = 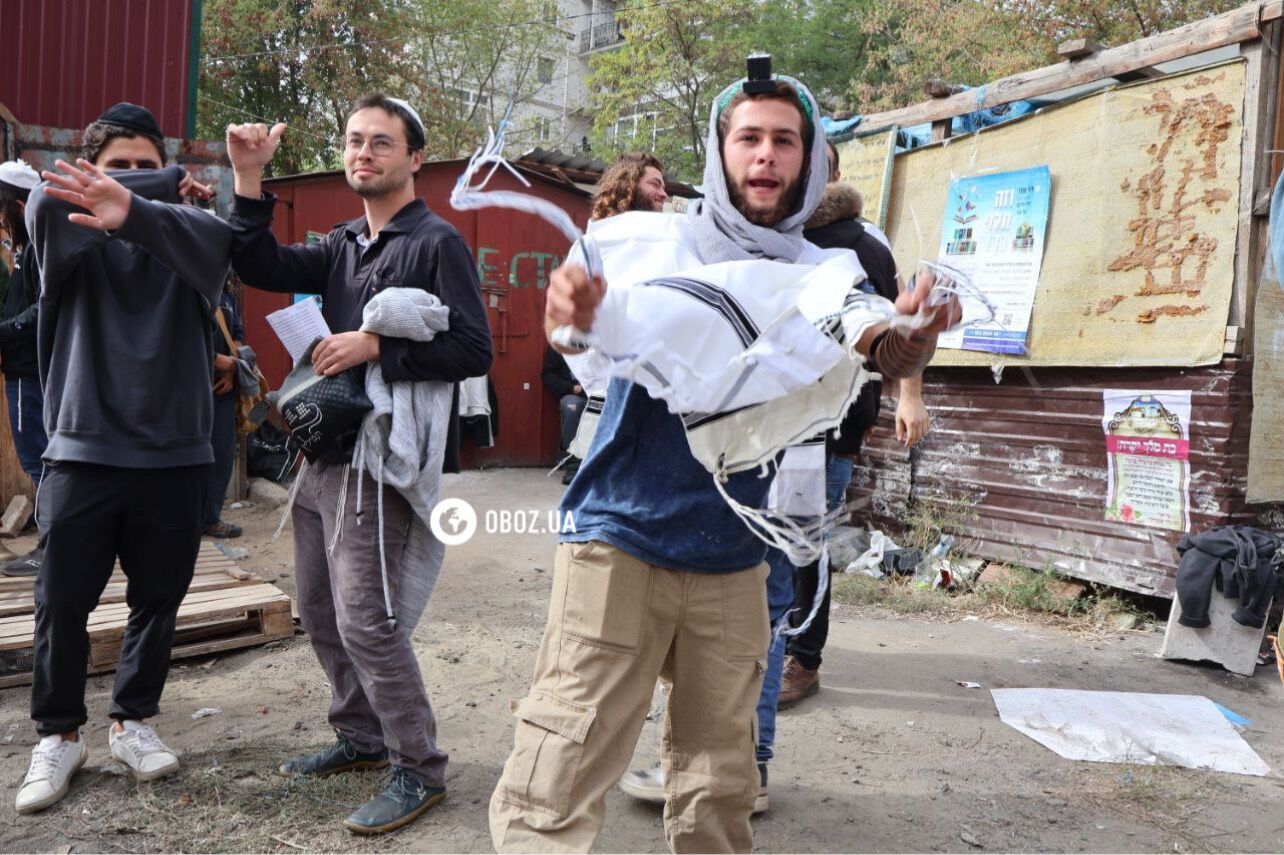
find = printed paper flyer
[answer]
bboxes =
[936,165,1051,354]
[1102,390,1192,532]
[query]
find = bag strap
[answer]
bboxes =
[214,306,238,354]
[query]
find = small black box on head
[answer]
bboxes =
[744,54,774,94]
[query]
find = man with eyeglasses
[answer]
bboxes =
[225,93,491,835]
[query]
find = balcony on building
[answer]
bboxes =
[579,16,623,52]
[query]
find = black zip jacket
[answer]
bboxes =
[542,346,580,400]
[228,194,493,472]
[0,243,39,380]
[804,191,900,455]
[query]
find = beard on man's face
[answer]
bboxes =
[727,171,803,227]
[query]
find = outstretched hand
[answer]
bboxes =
[41,159,133,231]
[893,267,962,336]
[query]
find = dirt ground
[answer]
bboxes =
[2,468,1282,853]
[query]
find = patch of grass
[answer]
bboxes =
[972,564,1090,616]
[832,557,1160,634]
[897,490,980,556]
[831,572,955,615]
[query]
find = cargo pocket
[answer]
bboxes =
[722,563,771,661]
[499,691,597,822]
[561,541,651,654]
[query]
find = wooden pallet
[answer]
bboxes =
[0,543,294,688]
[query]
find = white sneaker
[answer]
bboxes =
[109,720,179,781]
[15,733,88,814]
[619,766,666,803]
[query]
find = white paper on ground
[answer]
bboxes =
[991,688,1270,777]
[266,297,331,363]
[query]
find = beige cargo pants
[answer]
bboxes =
[490,541,769,853]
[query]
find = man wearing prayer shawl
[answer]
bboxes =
[490,70,955,854]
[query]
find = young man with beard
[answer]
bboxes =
[590,151,669,220]
[225,93,491,834]
[547,152,671,484]
[490,73,956,853]
[17,102,229,814]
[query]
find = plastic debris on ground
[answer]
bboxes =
[215,543,249,561]
[191,707,223,719]
[991,688,1269,776]
[1212,702,1252,731]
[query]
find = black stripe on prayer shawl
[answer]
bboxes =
[682,402,758,430]
[639,277,759,348]
[585,395,606,415]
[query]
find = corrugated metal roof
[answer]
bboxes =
[0,0,198,138]
[849,360,1253,597]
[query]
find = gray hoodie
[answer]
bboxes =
[26,166,231,468]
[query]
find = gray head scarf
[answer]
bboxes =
[688,75,829,264]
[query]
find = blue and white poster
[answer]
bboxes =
[936,165,1050,355]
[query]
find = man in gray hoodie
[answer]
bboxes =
[16,103,230,815]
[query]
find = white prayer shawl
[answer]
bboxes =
[561,211,895,564]
[564,211,893,476]
[350,288,453,636]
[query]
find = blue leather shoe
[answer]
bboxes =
[277,732,388,778]
[343,767,446,834]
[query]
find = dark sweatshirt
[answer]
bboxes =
[26,166,230,468]
[1175,526,1281,629]
[0,243,39,380]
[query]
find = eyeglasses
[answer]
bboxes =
[341,134,413,157]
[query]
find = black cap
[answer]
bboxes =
[95,102,163,139]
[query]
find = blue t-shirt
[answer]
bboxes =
[559,377,773,573]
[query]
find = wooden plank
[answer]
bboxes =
[0,586,290,649]
[0,608,295,690]
[930,119,951,142]
[1232,22,1282,344]
[1058,37,1105,59]
[0,574,256,618]
[863,0,1283,131]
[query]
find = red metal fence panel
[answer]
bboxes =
[0,0,198,138]
[849,360,1253,597]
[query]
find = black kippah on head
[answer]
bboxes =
[95,102,163,139]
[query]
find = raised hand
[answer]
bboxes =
[41,159,133,231]
[546,262,607,333]
[225,122,287,173]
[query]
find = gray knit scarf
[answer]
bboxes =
[689,76,831,264]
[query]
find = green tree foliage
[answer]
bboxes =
[198,0,563,175]
[589,0,1247,181]
[587,0,755,181]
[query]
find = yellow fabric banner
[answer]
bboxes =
[884,63,1245,367]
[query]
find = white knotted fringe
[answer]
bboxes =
[273,453,308,541]
[326,463,351,556]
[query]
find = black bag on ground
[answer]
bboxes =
[266,337,372,463]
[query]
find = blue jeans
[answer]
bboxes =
[6,377,47,488]
[756,454,854,764]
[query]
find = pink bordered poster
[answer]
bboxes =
[1101,390,1192,532]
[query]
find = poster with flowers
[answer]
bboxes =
[1102,390,1192,532]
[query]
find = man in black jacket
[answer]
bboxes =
[19,103,229,814]
[226,93,492,835]
[542,346,586,483]
[0,160,47,578]
[777,141,930,705]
